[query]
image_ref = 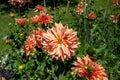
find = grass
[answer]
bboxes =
[0,4,14,56]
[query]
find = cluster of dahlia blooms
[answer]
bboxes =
[24,22,80,61]
[76,0,87,15]
[71,55,108,80]
[31,12,52,26]
[8,0,26,7]
[24,28,44,56]
[15,18,28,26]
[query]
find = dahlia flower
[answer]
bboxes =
[9,13,15,17]
[35,5,47,12]
[8,0,26,7]
[42,23,80,61]
[31,15,39,24]
[76,0,87,15]
[110,15,119,23]
[5,39,11,44]
[76,4,83,15]
[38,12,52,26]
[71,55,108,80]
[112,0,119,6]
[24,28,44,56]
[15,18,27,26]
[88,12,96,20]
[27,0,32,3]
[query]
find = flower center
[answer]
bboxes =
[56,37,63,44]
[84,65,92,74]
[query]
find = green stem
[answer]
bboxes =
[103,0,110,19]
[83,0,87,44]
[66,0,70,12]
[44,0,46,8]
[18,6,21,17]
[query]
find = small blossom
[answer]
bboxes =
[5,39,11,44]
[27,0,32,4]
[15,18,27,26]
[35,5,47,12]
[112,0,119,6]
[71,55,108,80]
[32,29,45,48]
[24,28,44,56]
[8,0,26,7]
[42,23,80,61]
[31,15,39,24]
[110,15,119,23]
[38,12,52,26]
[9,13,14,17]
[24,33,36,56]
[76,4,83,15]
[88,11,96,20]
[0,77,6,80]
[76,0,87,15]
[0,55,9,67]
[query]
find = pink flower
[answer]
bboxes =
[76,4,83,15]
[31,15,39,24]
[71,55,108,80]
[35,5,47,12]
[110,15,119,23]
[15,18,27,26]
[8,0,26,7]
[42,23,80,61]
[88,12,96,20]
[24,28,44,56]
[24,33,36,56]
[112,0,119,6]
[9,13,15,17]
[27,0,32,4]
[76,0,87,15]
[32,29,45,48]
[38,12,52,26]
[5,39,11,44]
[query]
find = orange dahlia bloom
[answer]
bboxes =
[31,15,39,24]
[110,15,119,23]
[27,0,32,4]
[76,4,83,15]
[9,12,14,17]
[38,12,52,26]
[24,33,36,56]
[5,39,11,44]
[76,0,87,15]
[112,0,119,6]
[42,23,80,61]
[15,18,27,26]
[24,28,44,56]
[8,0,26,7]
[32,29,45,48]
[88,11,96,20]
[35,5,47,12]
[71,55,108,80]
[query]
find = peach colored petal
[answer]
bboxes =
[24,28,44,56]
[71,55,108,80]
[42,23,80,61]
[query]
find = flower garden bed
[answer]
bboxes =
[0,0,120,80]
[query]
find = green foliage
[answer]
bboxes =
[0,0,120,80]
